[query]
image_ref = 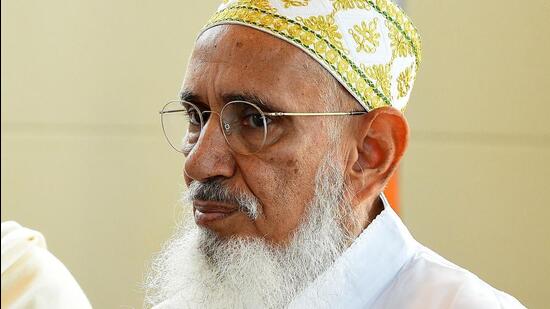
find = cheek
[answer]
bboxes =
[241,154,318,238]
[247,158,306,210]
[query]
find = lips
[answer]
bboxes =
[193,200,237,226]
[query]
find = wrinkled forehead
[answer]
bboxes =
[184,24,329,111]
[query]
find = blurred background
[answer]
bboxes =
[2,0,549,307]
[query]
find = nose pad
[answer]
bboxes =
[204,110,232,136]
[223,121,232,136]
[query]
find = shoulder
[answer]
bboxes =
[373,245,525,309]
[1,221,92,309]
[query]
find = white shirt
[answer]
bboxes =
[1,221,91,309]
[289,195,525,308]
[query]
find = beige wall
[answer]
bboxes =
[402,2,550,308]
[1,0,548,308]
[1,1,220,307]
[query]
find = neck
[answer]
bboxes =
[368,196,385,224]
[342,196,385,247]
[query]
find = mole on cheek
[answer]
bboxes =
[286,159,297,167]
[236,41,243,48]
[294,168,299,174]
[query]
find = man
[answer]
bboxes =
[146,0,525,308]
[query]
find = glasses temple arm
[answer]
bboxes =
[264,111,367,117]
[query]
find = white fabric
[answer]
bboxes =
[1,221,91,309]
[289,196,526,308]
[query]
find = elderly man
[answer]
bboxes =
[146,0,524,308]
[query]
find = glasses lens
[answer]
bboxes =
[221,101,267,155]
[161,101,202,153]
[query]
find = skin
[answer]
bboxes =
[182,25,409,245]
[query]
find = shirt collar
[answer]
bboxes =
[289,193,418,308]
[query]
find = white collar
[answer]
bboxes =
[289,194,419,308]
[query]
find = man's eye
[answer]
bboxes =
[243,113,272,128]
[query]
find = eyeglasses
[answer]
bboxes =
[159,100,367,155]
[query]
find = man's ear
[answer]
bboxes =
[345,106,409,206]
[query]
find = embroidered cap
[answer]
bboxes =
[201,0,421,112]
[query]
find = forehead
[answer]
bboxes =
[183,25,326,110]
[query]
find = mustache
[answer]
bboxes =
[184,179,262,220]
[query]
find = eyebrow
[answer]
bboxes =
[179,90,279,112]
[222,92,278,112]
[180,90,202,104]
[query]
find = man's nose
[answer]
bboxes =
[183,114,236,183]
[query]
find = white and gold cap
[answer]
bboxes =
[201,0,422,112]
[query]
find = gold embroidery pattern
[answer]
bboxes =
[282,0,310,8]
[348,18,380,54]
[388,20,411,58]
[297,14,347,53]
[331,0,370,10]
[363,64,391,99]
[205,4,392,110]
[397,65,413,98]
[237,0,275,12]
[366,0,421,64]
[204,0,422,111]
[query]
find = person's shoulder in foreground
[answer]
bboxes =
[1,221,91,309]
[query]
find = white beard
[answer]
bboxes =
[145,153,356,308]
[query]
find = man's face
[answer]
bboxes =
[146,23,410,308]
[182,25,340,244]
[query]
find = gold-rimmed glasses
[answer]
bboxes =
[159,100,367,155]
